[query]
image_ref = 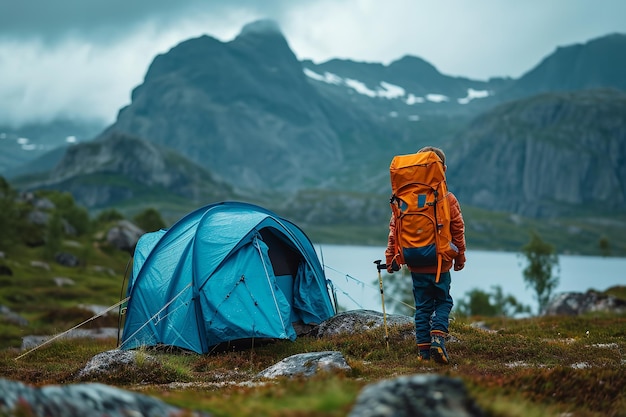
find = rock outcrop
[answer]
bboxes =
[0,378,211,417]
[106,219,144,253]
[448,89,626,218]
[348,374,485,417]
[0,373,487,417]
[256,351,351,379]
[544,290,626,316]
[316,309,413,338]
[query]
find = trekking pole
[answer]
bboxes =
[374,260,390,351]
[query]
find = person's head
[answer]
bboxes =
[418,146,446,166]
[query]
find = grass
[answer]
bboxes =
[1,221,626,416]
[1,313,625,416]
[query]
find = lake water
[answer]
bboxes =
[315,244,626,314]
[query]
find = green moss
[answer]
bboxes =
[1,312,625,416]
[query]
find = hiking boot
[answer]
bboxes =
[417,343,431,361]
[430,331,449,364]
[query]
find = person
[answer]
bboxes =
[384,146,466,364]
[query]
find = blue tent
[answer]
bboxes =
[120,201,336,353]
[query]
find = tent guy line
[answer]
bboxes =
[118,283,192,350]
[323,264,416,312]
[15,297,130,361]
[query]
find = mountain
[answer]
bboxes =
[9,27,625,195]
[502,33,626,100]
[104,20,386,192]
[7,22,626,253]
[5,146,70,179]
[0,119,105,176]
[447,88,626,218]
[96,19,527,193]
[301,56,509,118]
[301,33,626,121]
[15,132,234,211]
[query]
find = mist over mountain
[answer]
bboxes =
[6,20,626,253]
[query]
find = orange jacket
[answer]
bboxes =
[385,192,466,274]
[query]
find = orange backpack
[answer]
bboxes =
[389,151,458,281]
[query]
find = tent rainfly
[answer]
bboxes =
[120,201,336,353]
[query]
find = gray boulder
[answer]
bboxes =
[33,197,56,210]
[78,349,153,380]
[348,374,485,417]
[27,209,49,226]
[544,290,626,316]
[30,260,50,271]
[0,305,28,326]
[0,378,211,417]
[256,351,351,379]
[21,328,119,350]
[317,309,413,338]
[53,277,75,287]
[55,252,80,267]
[106,220,144,253]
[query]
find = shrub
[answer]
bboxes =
[133,208,166,232]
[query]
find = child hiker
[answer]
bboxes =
[384,146,466,364]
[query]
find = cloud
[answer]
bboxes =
[283,0,626,78]
[0,0,625,126]
[0,2,271,125]
[0,0,291,44]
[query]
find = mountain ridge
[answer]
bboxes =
[502,33,626,99]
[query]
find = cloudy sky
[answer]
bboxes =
[1,0,625,126]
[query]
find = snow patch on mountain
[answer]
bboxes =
[304,68,445,105]
[303,68,494,107]
[458,88,491,104]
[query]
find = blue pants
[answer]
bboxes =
[411,271,453,345]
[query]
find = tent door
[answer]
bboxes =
[260,228,303,323]
[275,274,297,322]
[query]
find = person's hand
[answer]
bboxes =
[454,253,466,271]
[385,256,394,274]
[387,258,401,273]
